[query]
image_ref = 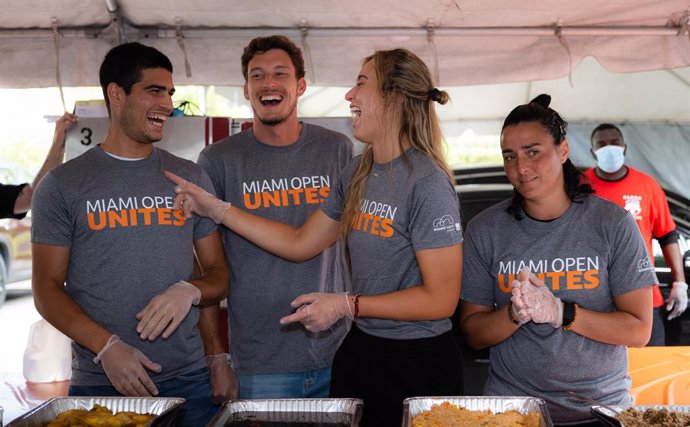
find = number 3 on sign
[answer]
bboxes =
[80,127,93,146]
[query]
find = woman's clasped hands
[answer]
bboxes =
[511,267,564,328]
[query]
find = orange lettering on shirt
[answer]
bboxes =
[566,270,584,290]
[139,208,155,225]
[379,218,394,238]
[304,187,319,204]
[370,216,381,235]
[108,210,128,228]
[545,271,565,291]
[128,209,139,226]
[87,212,107,231]
[583,269,599,289]
[497,274,514,293]
[263,191,281,208]
[319,186,330,199]
[157,208,172,225]
[243,193,261,210]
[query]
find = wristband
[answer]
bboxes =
[562,302,579,331]
[93,334,120,364]
[353,294,362,322]
[205,353,229,364]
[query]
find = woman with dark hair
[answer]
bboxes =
[166,48,463,427]
[460,94,655,426]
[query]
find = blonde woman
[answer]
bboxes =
[167,49,463,427]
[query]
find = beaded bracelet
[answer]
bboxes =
[507,302,521,325]
[354,294,362,322]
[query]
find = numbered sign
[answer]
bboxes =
[65,117,231,162]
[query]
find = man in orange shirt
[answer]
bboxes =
[583,123,687,346]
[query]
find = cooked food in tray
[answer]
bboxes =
[616,407,690,427]
[46,403,155,427]
[411,401,542,427]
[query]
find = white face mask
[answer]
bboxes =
[594,145,625,174]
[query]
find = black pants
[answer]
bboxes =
[330,324,464,427]
[647,307,665,346]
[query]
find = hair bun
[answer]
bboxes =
[530,94,551,108]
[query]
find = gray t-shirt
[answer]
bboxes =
[198,123,353,375]
[461,195,656,423]
[322,148,462,339]
[31,146,217,386]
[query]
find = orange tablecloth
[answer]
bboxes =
[629,346,690,405]
[0,371,69,423]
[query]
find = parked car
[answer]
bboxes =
[0,160,34,308]
[452,166,690,393]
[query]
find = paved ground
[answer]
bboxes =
[0,281,41,373]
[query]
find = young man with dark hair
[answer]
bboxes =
[31,42,229,426]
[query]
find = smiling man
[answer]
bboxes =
[196,35,353,400]
[31,42,228,427]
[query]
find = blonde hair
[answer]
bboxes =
[340,48,453,236]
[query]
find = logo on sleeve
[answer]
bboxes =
[637,256,653,272]
[433,215,461,232]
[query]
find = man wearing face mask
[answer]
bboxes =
[584,123,687,346]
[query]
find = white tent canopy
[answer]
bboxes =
[1,0,689,196]
[1,0,689,88]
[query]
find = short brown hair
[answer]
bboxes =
[241,35,305,81]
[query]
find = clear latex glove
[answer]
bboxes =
[510,274,532,325]
[136,280,201,341]
[95,335,161,396]
[164,170,230,224]
[667,281,689,320]
[279,292,353,332]
[206,353,238,404]
[520,272,563,328]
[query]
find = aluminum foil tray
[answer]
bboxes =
[208,398,363,426]
[6,396,185,427]
[592,404,690,427]
[402,396,553,427]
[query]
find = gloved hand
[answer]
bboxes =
[136,280,201,340]
[279,292,353,332]
[95,335,161,396]
[509,268,532,325]
[667,281,689,320]
[519,272,563,328]
[164,170,230,224]
[206,353,238,404]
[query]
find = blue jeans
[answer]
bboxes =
[69,367,212,427]
[238,367,332,399]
